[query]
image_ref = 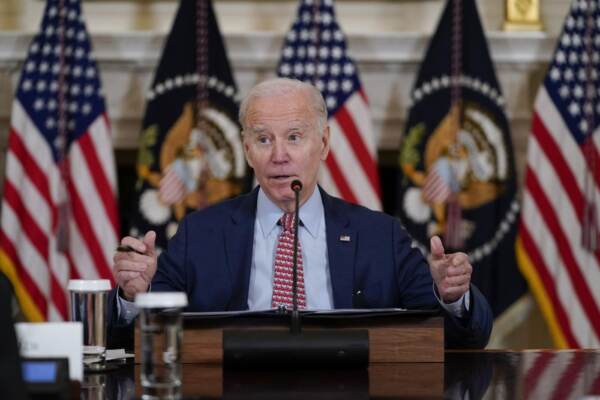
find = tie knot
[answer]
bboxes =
[279,213,295,232]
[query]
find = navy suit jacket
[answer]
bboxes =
[109,187,492,349]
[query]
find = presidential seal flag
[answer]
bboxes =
[397,0,524,318]
[276,0,381,210]
[517,0,600,348]
[0,0,119,321]
[130,0,247,250]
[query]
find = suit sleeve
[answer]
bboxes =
[391,219,493,348]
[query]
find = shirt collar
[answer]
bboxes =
[257,186,323,239]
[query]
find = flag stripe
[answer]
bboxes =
[67,178,115,285]
[518,226,579,347]
[523,352,555,399]
[550,352,587,400]
[78,127,119,237]
[525,167,600,338]
[324,152,358,204]
[0,231,47,318]
[334,104,380,196]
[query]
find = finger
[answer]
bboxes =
[442,283,470,299]
[120,236,146,254]
[114,259,148,273]
[430,235,445,261]
[447,264,472,277]
[442,274,471,288]
[450,253,470,267]
[143,231,157,255]
[116,270,141,281]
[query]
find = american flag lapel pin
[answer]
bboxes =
[339,235,351,242]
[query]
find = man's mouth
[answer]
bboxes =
[270,175,293,181]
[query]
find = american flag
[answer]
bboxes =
[517,0,600,347]
[277,0,381,210]
[0,0,118,321]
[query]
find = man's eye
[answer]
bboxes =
[257,136,271,144]
[289,134,301,142]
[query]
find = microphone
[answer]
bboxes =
[290,180,302,334]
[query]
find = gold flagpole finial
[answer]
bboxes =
[504,0,544,32]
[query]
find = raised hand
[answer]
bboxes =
[428,235,472,303]
[113,231,157,301]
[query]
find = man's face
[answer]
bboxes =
[242,89,330,212]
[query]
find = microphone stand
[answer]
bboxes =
[290,180,302,335]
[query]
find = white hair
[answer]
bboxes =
[239,78,328,135]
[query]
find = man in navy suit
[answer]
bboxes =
[111,78,492,349]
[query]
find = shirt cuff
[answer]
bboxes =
[116,287,140,324]
[432,283,470,318]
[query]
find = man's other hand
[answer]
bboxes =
[113,231,157,301]
[428,235,472,303]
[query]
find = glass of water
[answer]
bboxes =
[67,279,110,367]
[135,292,188,400]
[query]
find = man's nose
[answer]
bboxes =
[271,140,289,163]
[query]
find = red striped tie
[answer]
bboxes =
[271,213,306,309]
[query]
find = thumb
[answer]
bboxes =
[430,235,445,261]
[143,231,157,254]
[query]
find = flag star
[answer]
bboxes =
[572,34,582,47]
[300,29,309,41]
[330,63,341,76]
[77,31,86,41]
[324,0,333,6]
[82,103,91,114]
[45,26,54,37]
[86,67,95,78]
[584,102,593,115]
[25,61,36,72]
[326,96,336,108]
[319,47,329,58]
[307,46,317,58]
[46,117,56,129]
[22,80,32,91]
[327,80,339,92]
[596,103,600,114]
[321,30,332,42]
[36,81,47,91]
[33,99,44,110]
[283,46,294,58]
[48,6,57,17]
[565,68,574,81]
[66,28,75,39]
[581,52,589,64]
[576,16,585,29]
[322,12,332,25]
[43,44,52,55]
[343,62,354,75]
[332,46,343,59]
[75,47,85,59]
[69,102,78,113]
[30,42,39,54]
[293,63,304,75]
[569,101,580,115]
[342,79,353,92]
[490,88,498,98]
[305,63,315,75]
[65,46,73,56]
[70,84,80,95]
[569,51,579,64]
[574,85,584,98]
[316,80,325,91]
[560,85,570,98]
[286,30,297,42]
[550,67,561,81]
[562,33,571,47]
[68,9,77,20]
[297,46,306,58]
[317,63,327,75]
[50,81,58,92]
[72,65,82,77]
[556,50,566,64]
[48,99,57,110]
[302,12,311,23]
[579,119,588,132]
[279,63,291,76]
[68,120,76,130]
[578,68,587,81]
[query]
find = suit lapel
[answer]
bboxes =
[321,188,356,309]
[224,188,258,310]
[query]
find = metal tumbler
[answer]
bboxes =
[67,279,111,366]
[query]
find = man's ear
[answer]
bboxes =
[320,125,331,160]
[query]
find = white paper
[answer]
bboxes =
[16,322,83,381]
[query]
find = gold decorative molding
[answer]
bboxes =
[504,0,543,32]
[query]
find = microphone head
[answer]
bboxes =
[290,179,303,192]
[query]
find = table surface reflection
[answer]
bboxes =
[81,350,600,399]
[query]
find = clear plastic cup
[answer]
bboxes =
[67,279,111,367]
[135,292,188,400]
